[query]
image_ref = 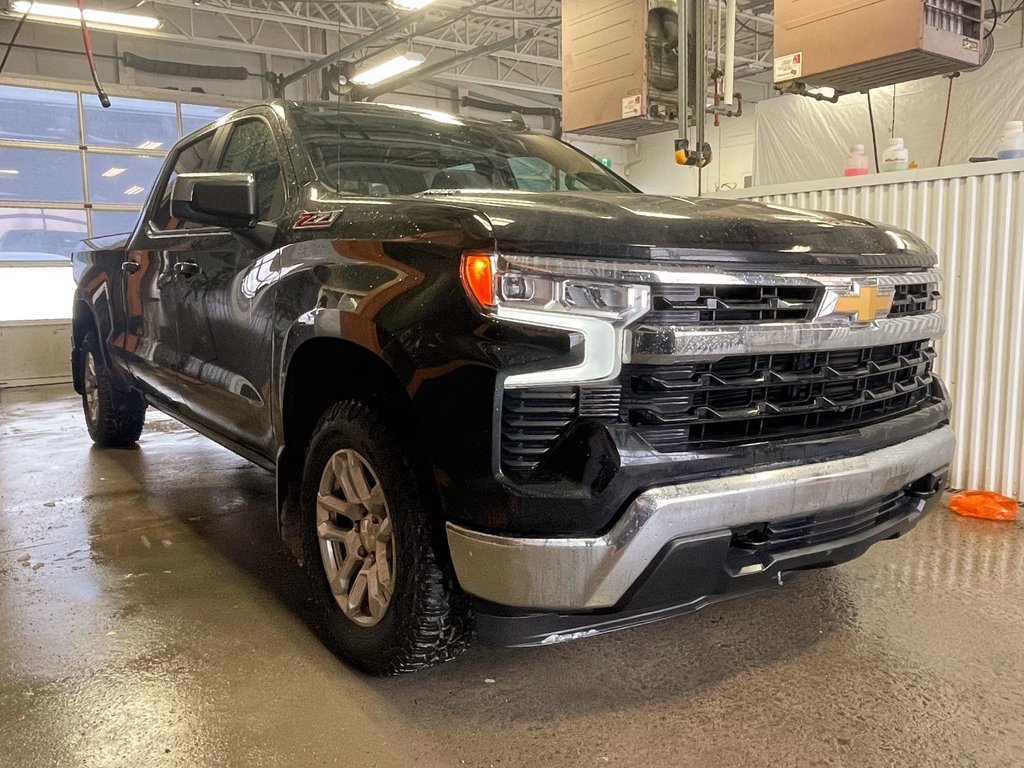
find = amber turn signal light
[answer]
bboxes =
[461,251,495,307]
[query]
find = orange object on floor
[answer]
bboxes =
[949,490,1020,521]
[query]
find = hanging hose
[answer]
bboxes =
[0,7,30,77]
[77,0,111,108]
[122,51,250,81]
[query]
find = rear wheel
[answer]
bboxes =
[300,400,471,675]
[80,331,146,447]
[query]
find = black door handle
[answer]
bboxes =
[174,260,201,277]
[121,260,140,274]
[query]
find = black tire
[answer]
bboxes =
[79,331,146,448]
[300,400,471,675]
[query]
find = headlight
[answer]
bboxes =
[461,251,650,321]
[461,251,650,386]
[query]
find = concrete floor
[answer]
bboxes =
[1,388,1023,768]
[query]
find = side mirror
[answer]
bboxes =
[170,172,257,229]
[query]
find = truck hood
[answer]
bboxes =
[416,191,936,270]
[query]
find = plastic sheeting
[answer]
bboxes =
[755,49,1024,185]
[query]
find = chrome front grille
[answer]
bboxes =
[648,284,820,325]
[499,265,945,474]
[622,340,939,452]
[646,274,939,326]
[890,281,941,317]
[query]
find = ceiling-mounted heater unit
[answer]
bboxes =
[562,0,688,138]
[773,0,983,94]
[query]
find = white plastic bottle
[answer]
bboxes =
[997,121,1024,160]
[844,144,869,176]
[881,138,909,172]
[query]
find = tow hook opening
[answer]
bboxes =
[906,471,947,499]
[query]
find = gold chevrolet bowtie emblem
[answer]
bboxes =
[833,284,894,323]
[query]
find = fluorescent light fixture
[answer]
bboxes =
[351,52,426,86]
[124,185,145,195]
[11,1,161,30]
[0,169,19,175]
[136,140,163,150]
[390,0,439,9]
[102,167,126,178]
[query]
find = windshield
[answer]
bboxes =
[293,105,635,197]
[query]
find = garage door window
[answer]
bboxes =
[0,85,79,144]
[82,95,178,150]
[0,84,233,322]
[182,104,230,136]
[0,208,87,262]
[0,208,86,322]
[90,210,143,239]
[0,147,84,203]
[86,154,165,205]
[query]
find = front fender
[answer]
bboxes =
[71,238,134,391]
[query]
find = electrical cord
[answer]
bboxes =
[867,90,880,173]
[0,8,30,77]
[938,75,957,166]
[983,0,999,38]
[891,84,896,137]
[985,0,1024,38]
[985,0,999,38]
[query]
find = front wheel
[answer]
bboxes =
[79,331,146,447]
[300,400,471,675]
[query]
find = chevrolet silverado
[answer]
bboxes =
[71,100,954,674]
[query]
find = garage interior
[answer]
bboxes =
[1,0,1023,766]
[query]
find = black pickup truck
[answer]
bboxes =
[72,100,954,674]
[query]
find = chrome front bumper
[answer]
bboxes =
[447,425,955,611]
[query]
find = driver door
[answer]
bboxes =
[121,129,218,412]
[172,115,288,457]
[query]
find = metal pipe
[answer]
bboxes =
[715,0,723,71]
[678,0,690,138]
[694,0,707,150]
[694,0,708,195]
[723,0,737,106]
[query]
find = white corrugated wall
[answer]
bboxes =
[724,162,1024,500]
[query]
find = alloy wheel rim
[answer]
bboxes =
[84,352,100,425]
[316,448,396,627]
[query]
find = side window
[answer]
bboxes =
[150,132,216,230]
[216,119,285,220]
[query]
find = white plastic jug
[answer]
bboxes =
[997,121,1024,160]
[881,138,909,173]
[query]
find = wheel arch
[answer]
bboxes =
[275,334,420,551]
[71,299,101,395]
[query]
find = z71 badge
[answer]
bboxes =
[294,211,341,229]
